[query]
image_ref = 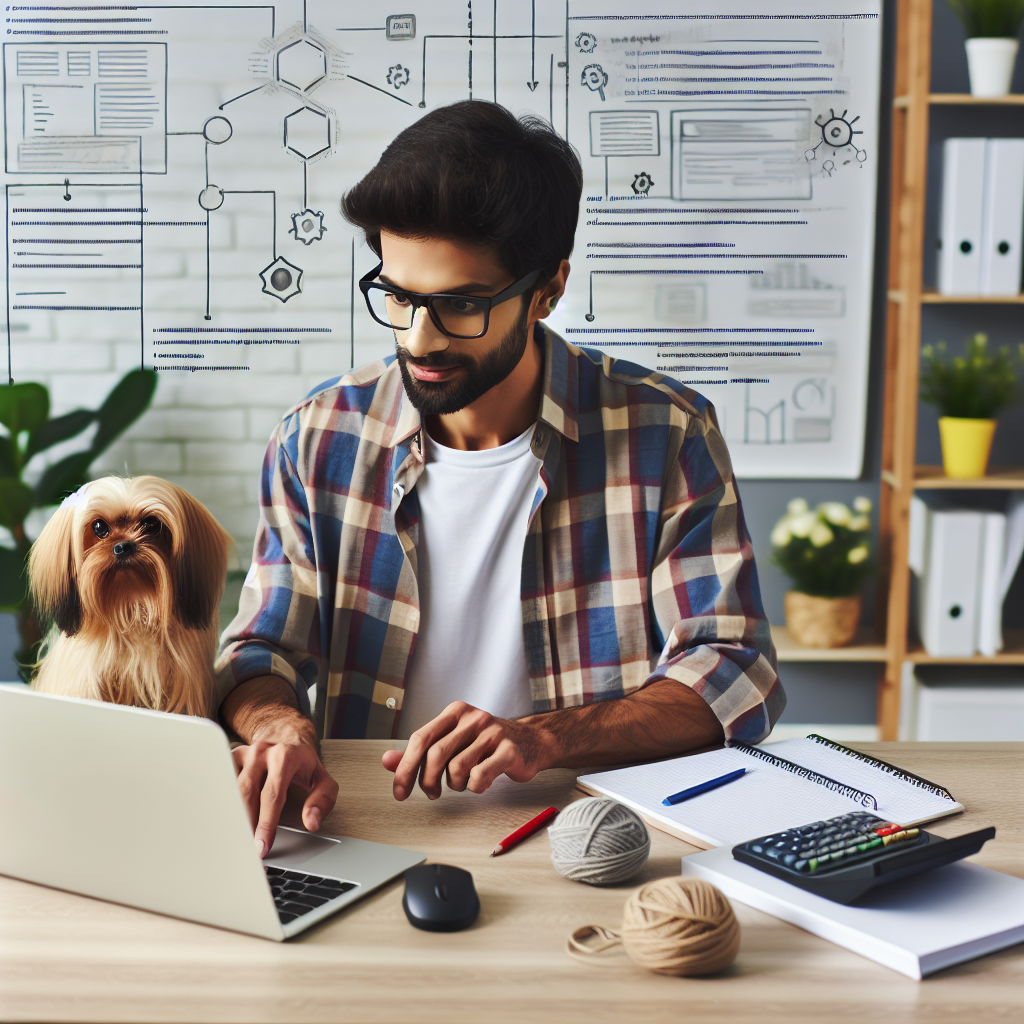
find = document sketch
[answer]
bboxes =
[1,0,882,556]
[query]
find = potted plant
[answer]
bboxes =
[771,497,874,648]
[0,370,157,674]
[949,0,1024,97]
[919,333,1021,479]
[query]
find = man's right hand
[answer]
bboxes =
[221,676,339,858]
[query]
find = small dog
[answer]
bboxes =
[29,476,230,717]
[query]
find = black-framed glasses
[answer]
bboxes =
[359,262,542,340]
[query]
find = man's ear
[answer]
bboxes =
[532,259,571,322]
[28,504,82,636]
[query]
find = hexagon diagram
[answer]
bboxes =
[277,39,327,93]
[260,257,303,302]
[284,106,331,162]
[290,208,326,244]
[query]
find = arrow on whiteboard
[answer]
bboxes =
[527,0,538,90]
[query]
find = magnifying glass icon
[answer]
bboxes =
[581,63,608,102]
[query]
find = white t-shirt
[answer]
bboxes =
[398,424,542,738]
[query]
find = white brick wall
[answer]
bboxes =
[5,1,566,566]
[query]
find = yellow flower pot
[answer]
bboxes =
[938,417,997,479]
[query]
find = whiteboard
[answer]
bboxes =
[2,0,882,556]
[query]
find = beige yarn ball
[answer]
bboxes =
[620,877,740,976]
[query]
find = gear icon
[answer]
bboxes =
[631,172,654,195]
[260,257,303,302]
[806,109,866,170]
[575,32,597,53]
[290,208,326,245]
[387,64,411,90]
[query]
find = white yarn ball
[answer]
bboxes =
[549,797,651,885]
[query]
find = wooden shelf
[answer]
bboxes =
[907,630,1024,665]
[894,92,1024,107]
[921,289,1024,303]
[914,465,1024,489]
[771,625,888,663]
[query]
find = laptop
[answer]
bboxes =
[0,686,425,940]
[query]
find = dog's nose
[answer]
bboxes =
[113,540,136,559]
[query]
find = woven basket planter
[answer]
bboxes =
[784,591,862,648]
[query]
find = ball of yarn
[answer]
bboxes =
[549,797,651,884]
[619,877,740,976]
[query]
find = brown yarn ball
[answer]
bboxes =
[619,877,740,976]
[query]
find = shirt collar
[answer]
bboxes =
[387,321,580,448]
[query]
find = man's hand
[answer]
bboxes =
[381,701,558,800]
[382,681,724,801]
[222,676,339,858]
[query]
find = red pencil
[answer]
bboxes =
[490,806,559,856]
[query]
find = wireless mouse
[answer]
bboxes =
[402,863,480,932]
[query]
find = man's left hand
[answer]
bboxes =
[381,701,557,800]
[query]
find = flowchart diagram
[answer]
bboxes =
[3,0,881,498]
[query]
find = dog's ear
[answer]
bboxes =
[172,489,230,630]
[28,503,82,636]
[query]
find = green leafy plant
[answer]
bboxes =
[771,498,875,599]
[949,0,1024,37]
[0,370,157,672]
[920,333,1022,419]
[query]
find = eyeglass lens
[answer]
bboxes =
[366,288,489,337]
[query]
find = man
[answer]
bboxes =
[217,101,784,858]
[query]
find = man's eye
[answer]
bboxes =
[388,292,412,307]
[449,299,476,314]
[92,520,110,539]
[140,517,161,535]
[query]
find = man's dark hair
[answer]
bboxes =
[341,101,582,284]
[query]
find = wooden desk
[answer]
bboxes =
[1,742,1021,1023]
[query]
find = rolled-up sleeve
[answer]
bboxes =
[645,403,785,744]
[214,416,322,718]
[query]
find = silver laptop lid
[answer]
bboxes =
[0,687,284,940]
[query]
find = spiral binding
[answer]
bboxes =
[807,734,955,801]
[732,742,878,809]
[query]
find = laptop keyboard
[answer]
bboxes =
[265,866,358,924]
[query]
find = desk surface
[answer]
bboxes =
[1,742,1022,1023]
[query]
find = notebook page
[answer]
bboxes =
[763,738,963,825]
[578,747,870,847]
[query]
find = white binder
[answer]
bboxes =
[976,511,1007,657]
[938,138,986,295]
[980,138,1024,296]
[915,508,984,657]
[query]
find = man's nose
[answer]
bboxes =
[402,306,449,358]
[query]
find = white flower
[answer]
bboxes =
[854,496,872,514]
[809,522,834,547]
[789,512,816,538]
[819,501,852,527]
[848,545,869,564]
[770,522,792,547]
[787,497,809,516]
[849,515,870,532]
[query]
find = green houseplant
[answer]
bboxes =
[771,497,874,648]
[0,370,157,673]
[949,0,1024,96]
[919,333,1021,478]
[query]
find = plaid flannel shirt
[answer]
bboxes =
[216,324,785,743]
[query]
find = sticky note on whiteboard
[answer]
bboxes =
[589,110,660,157]
[386,14,416,40]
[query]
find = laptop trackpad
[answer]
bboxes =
[266,826,340,868]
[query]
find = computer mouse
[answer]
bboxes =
[402,863,480,932]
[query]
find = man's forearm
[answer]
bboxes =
[220,675,317,749]
[523,679,724,769]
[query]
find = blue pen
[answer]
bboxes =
[661,767,748,806]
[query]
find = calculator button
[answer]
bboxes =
[793,859,808,872]
[750,844,763,854]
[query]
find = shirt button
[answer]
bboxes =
[385,697,396,710]
[392,483,404,499]
[535,429,544,444]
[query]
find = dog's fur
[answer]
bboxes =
[29,476,230,717]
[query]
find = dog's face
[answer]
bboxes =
[30,476,229,638]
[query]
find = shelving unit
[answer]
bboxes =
[773,2,1024,732]
[876,0,1024,736]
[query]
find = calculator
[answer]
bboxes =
[732,810,995,904]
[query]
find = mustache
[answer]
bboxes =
[395,346,474,371]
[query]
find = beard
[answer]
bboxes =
[395,301,530,417]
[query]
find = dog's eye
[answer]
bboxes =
[92,519,110,539]
[140,517,161,535]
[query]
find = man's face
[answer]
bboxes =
[377,231,533,417]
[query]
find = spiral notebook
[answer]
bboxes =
[576,735,964,849]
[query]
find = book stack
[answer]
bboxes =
[909,493,1024,656]
[939,138,1024,296]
